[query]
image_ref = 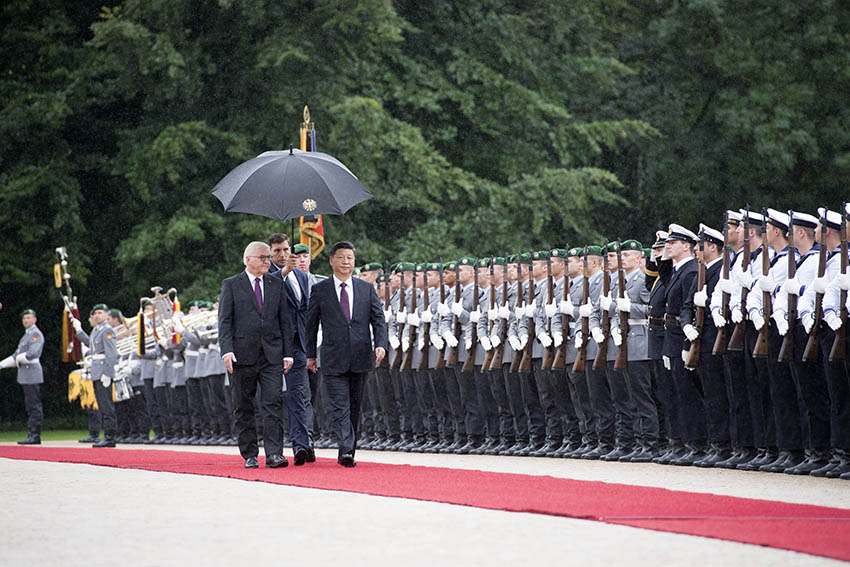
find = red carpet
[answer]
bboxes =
[2,446,849,561]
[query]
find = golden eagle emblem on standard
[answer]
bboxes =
[302,198,318,212]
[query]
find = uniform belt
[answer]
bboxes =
[628,318,647,326]
[569,322,577,330]
[209,345,220,351]
[199,347,209,353]
[91,354,106,360]
[185,351,199,357]
[664,314,681,327]
[649,316,664,325]
[173,362,184,368]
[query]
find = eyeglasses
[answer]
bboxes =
[250,255,272,262]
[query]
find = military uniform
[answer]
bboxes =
[9,313,45,443]
[77,311,119,447]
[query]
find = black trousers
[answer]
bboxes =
[204,374,231,435]
[427,367,453,438]
[765,326,803,450]
[375,365,401,437]
[721,349,754,448]
[21,384,43,434]
[789,323,830,450]
[413,369,439,436]
[694,351,730,444]
[143,379,163,436]
[129,386,149,436]
[93,380,118,438]
[566,365,594,438]
[517,367,546,441]
[672,360,707,444]
[651,359,675,440]
[532,358,562,441]
[605,362,637,443]
[324,371,365,459]
[185,378,209,436]
[626,360,660,440]
[474,366,499,437]
[443,364,466,437]
[486,367,514,439]
[820,328,850,449]
[456,365,484,437]
[398,369,424,435]
[231,353,285,459]
[502,364,529,440]
[744,324,776,448]
[585,364,615,440]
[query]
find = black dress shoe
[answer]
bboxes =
[79,434,99,443]
[93,438,116,448]
[294,448,309,466]
[245,457,259,469]
[338,454,356,468]
[17,434,41,445]
[266,454,289,468]
[785,450,831,475]
[306,447,317,462]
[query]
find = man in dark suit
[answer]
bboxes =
[267,233,315,465]
[307,241,388,467]
[218,241,294,469]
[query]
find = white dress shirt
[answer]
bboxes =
[287,271,301,302]
[245,269,264,302]
[333,274,354,316]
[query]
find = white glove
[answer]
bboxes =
[611,327,622,347]
[545,302,557,318]
[514,305,525,319]
[101,375,112,387]
[662,355,671,370]
[731,308,744,324]
[600,293,613,312]
[617,296,632,313]
[417,337,424,351]
[591,327,605,344]
[517,334,528,350]
[537,333,552,348]
[401,337,410,352]
[508,336,522,351]
[736,270,756,290]
[802,312,815,334]
[524,304,536,318]
[420,310,433,324]
[431,334,444,350]
[490,334,501,349]
[773,312,789,336]
[71,318,82,332]
[173,318,185,334]
[718,277,737,295]
[15,353,29,365]
[0,355,16,369]
[451,301,464,316]
[757,274,776,293]
[836,272,850,291]
[442,331,459,348]
[782,277,802,296]
[407,312,420,327]
[498,305,510,319]
[560,299,574,315]
[469,310,481,323]
[681,350,689,363]
[389,335,401,350]
[712,310,727,328]
[553,332,563,347]
[693,286,708,308]
[579,302,593,318]
[384,309,392,323]
[488,308,499,321]
[396,311,406,324]
[437,302,450,317]
[750,310,765,331]
[825,311,843,331]
[812,276,830,295]
[480,336,492,351]
[683,324,699,342]
[574,331,583,350]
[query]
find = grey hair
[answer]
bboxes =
[243,241,270,266]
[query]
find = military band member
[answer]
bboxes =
[0,309,45,444]
[75,303,119,447]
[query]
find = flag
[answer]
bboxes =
[299,105,325,259]
[61,307,82,363]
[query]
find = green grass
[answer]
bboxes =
[0,430,88,442]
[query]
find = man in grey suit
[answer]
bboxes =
[218,241,294,469]
[0,309,45,444]
[306,241,388,467]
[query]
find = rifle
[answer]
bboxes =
[593,240,610,370]
[400,265,417,370]
[481,260,497,371]
[446,256,461,366]
[541,252,555,368]
[728,206,751,351]
[778,212,797,362]
[753,208,771,358]
[713,212,731,355]
[435,259,447,370]
[830,203,848,361]
[519,253,536,372]
[552,246,570,370]
[803,211,829,362]
[462,261,480,373]
[488,254,510,371]
[685,232,705,369]
[417,266,432,372]
[614,241,630,370]
[378,260,390,368]
[572,247,590,373]
[510,257,525,373]
[390,267,406,369]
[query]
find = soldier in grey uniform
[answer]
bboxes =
[176,303,213,444]
[74,303,119,447]
[138,301,163,443]
[372,272,403,450]
[202,301,233,444]
[0,309,45,444]
[468,258,501,454]
[422,262,454,451]
[165,330,190,443]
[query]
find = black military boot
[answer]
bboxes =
[581,438,615,460]
[601,440,635,462]
[79,433,99,443]
[738,447,774,471]
[458,435,484,454]
[517,437,546,456]
[785,449,831,475]
[825,450,850,478]
[695,443,732,468]
[17,432,41,445]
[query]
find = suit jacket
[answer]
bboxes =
[306,276,388,375]
[277,268,310,354]
[218,271,294,367]
[662,258,698,358]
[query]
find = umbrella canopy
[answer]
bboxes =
[211,148,373,221]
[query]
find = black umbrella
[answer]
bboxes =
[211,147,373,221]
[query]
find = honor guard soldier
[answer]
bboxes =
[0,309,45,444]
[75,303,119,447]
